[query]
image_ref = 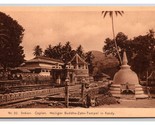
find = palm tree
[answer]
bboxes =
[33,45,43,57]
[102,11,124,64]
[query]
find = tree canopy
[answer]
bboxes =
[103,30,155,79]
[44,42,76,63]
[0,12,25,70]
[33,45,43,57]
[76,45,85,59]
[44,42,86,61]
[43,41,94,74]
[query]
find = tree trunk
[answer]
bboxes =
[111,14,122,65]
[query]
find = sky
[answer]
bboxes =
[1,6,155,60]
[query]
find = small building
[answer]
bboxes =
[66,53,89,84]
[15,56,65,85]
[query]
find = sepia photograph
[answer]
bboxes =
[0,6,155,118]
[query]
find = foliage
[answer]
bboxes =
[102,11,124,65]
[89,50,119,79]
[33,45,43,57]
[0,12,25,70]
[44,41,94,74]
[103,30,155,79]
[44,42,84,63]
[44,42,76,63]
[61,42,76,63]
[76,45,85,59]
[102,11,124,18]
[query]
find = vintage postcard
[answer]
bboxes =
[0,6,155,118]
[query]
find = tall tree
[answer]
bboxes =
[44,44,53,58]
[76,45,85,59]
[53,42,63,59]
[62,41,76,63]
[44,42,76,63]
[0,12,25,70]
[33,45,43,57]
[102,11,124,65]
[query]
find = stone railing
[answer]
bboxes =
[0,87,65,106]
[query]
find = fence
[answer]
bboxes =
[0,87,65,106]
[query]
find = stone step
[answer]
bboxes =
[110,87,120,91]
[135,85,145,88]
[135,94,148,99]
[110,85,120,88]
[135,88,145,91]
[110,90,121,94]
[135,91,145,94]
[111,94,121,98]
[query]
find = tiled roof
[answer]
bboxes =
[26,56,64,64]
[13,68,31,73]
[69,53,87,65]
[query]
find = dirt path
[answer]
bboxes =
[96,99,155,108]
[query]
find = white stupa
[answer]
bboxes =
[110,51,148,99]
[113,51,139,85]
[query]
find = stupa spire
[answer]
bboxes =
[122,51,128,65]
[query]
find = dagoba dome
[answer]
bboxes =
[113,52,139,85]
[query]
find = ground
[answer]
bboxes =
[96,99,155,108]
[2,98,155,108]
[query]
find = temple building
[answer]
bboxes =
[13,54,89,85]
[110,52,148,99]
[66,53,89,84]
[19,56,64,76]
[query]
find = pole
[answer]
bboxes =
[81,78,87,107]
[81,82,85,99]
[65,77,69,108]
[81,78,86,99]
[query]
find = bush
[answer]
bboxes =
[95,95,119,106]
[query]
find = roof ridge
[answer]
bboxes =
[31,56,63,63]
[69,53,86,64]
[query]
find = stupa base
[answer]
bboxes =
[110,84,149,99]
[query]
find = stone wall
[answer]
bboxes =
[0,87,65,105]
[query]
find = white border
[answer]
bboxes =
[0,0,155,5]
[0,0,155,125]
